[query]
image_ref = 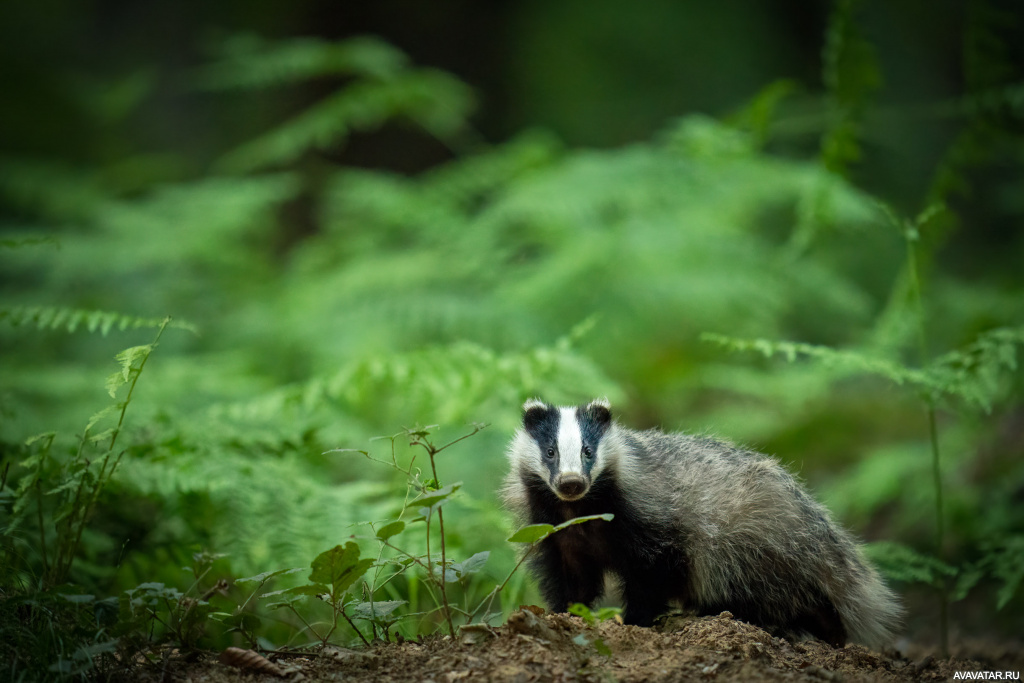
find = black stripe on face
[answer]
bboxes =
[576,402,611,449]
[523,402,559,478]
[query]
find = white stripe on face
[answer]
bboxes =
[557,406,583,475]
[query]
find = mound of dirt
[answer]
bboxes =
[127,610,1019,682]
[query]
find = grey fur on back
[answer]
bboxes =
[504,419,903,648]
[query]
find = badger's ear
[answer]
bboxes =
[584,398,612,427]
[522,399,550,431]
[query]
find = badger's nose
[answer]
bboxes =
[555,474,588,500]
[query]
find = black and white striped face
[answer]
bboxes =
[520,398,613,501]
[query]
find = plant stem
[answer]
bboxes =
[426,448,456,638]
[471,544,538,622]
[35,480,48,579]
[339,608,371,647]
[905,218,949,657]
[927,403,949,656]
[286,603,323,643]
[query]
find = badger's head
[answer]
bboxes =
[514,398,614,502]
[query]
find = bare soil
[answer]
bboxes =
[125,610,1022,682]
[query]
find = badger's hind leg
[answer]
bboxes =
[787,598,847,647]
[699,595,848,647]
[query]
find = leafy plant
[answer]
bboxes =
[3,318,177,588]
[259,542,376,646]
[0,316,188,679]
[195,33,476,172]
[318,424,614,644]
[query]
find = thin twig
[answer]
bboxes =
[339,607,371,647]
[471,544,538,622]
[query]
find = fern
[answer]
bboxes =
[701,333,937,391]
[865,541,956,587]
[820,0,881,174]
[197,34,475,172]
[0,306,196,336]
[0,235,59,250]
[702,327,1024,414]
[217,71,473,173]
[928,326,1024,413]
[726,79,799,148]
[203,335,621,442]
[960,536,1024,610]
[2,320,174,590]
[195,34,409,90]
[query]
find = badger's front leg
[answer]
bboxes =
[534,538,605,612]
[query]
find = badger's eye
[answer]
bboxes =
[546,448,556,459]
[583,446,593,459]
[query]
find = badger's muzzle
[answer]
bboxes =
[554,473,588,501]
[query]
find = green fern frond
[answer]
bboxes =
[207,338,620,437]
[217,70,474,173]
[927,326,1024,413]
[195,34,408,91]
[661,115,756,159]
[820,0,881,174]
[318,132,561,248]
[0,235,60,250]
[726,79,799,147]
[704,327,1024,413]
[702,332,934,386]
[0,306,196,336]
[864,541,957,586]
[418,130,563,209]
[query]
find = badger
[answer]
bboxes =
[502,398,903,649]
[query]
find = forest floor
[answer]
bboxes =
[122,610,1021,683]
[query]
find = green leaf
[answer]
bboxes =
[214,611,262,633]
[235,567,304,585]
[309,542,374,598]
[507,523,554,544]
[106,344,153,397]
[351,600,407,621]
[375,520,406,541]
[592,638,612,657]
[593,607,622,623]
[260,583,328,599]
[86,405,120,432]
[568,603,595,625]
[551,513,613,534]
[409,481,462,511]
[509,514,614,544]
[451,551,489,579]
[25,432,56,447]
[440,551,491,583]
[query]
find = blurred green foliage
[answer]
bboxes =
[1,0,1023,677]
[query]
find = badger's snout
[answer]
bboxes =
[554,473,588,500]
